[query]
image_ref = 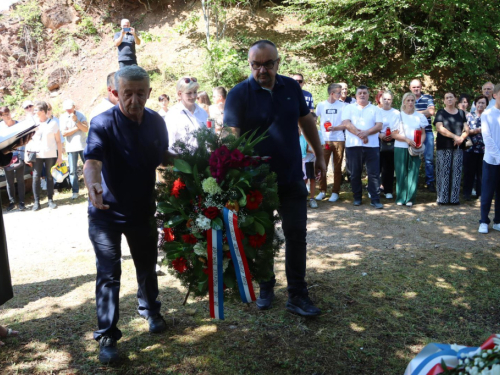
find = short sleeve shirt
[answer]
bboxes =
[395,111,427,149]
[164,102,207,152]
[341,103,382,148]
[316,100,345,142]
[84,106,169,225]
[114,32,136,62]
[415,93,435,131]
[34,119,59,158]
[60,110,88,152]
[466,112,484,154]
[224,74,309,185]
[434,109,467,150]
[303,90,314,110]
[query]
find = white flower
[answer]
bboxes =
[490,364,500,375]
[193,242,207,257]
[483,353,488,358]
[202,177,222,195]
[196,215,212,230]
[479,361,485,368]
[451,344,461,352]
[466,359,470,364]
[488,350,493,354]
[471,366,480,375]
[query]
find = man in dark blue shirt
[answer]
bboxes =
[113,19,141,68]
[84,66,169,364]
[224,40,326,317]
[292,73,315,113]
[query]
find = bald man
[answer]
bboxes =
[471,82,497,113]
[113,19,141,68]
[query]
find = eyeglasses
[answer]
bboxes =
[294,80,303,84]
[1,113,9,116]
[183,77,197,84]
[250,58,280,71]
[24,105,33,109]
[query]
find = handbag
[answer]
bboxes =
[3,154,23,172]
[380,139,394,152]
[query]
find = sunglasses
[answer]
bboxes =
[24,105,33,109]
[295,80,303,84]
[183,77,197,84]
[250,58,280,71]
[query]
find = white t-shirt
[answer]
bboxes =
[395,111,428,148]
[341,103,382,148]
[209,104,224,127]
[164,102,208,151]
[32,119,60,158]
[158,108,168,122]
[481,106,500,165]
[378,108,400,134]
[60,110,88,152]
[316,100,345,142]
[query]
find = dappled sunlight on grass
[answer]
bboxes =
[350,322,366,332]
[403,292,418,299]
[451,297,471,310]
[474,265,488,272]
[449,264,467,271]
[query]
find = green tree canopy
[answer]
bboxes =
[275,0,500,96]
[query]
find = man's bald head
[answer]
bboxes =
[482,82,494,99]
[248,40,279,59]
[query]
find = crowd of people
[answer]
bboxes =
[1,31,500,364]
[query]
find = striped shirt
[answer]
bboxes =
[415,93,435,131]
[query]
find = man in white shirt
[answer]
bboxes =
[478,83,500,234]
[472,81,497,113]
[60,99,88,199]
[341,85,383,208]
[88,72,118,124]
[315,83,346,202]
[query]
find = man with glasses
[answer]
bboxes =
[22,100,34,119]
[224,40,326,317]
[315,83,346,203]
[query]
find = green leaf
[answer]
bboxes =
[157,202,177,214]
[193,164,202,194]
[211,217,223,230]
[166,215,184,227]
[238,215,254,227]
[255,216,273,229]
[163,242,183,253]
[243,246,256,259]
[254,221,265,235]
[236,186,247,207]
[197,280,207,292]
[174,159,192,174]
[223,274,236,288]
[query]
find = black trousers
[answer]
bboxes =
[89,217,160,341]
[33,157,56,201]
[463,152,484,198]
[346,147,381,201]
[380,151,394,194]
[4,162,25,204]
[260,181,309,297]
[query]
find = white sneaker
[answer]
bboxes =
[406,202,413,207]
[396,202,403,206]
[478,223,489,234]
[315,192,326,201]
[385,193,393,199]
[71,193,79,200]
[329,193,339,202]
[472,189,477,196]
[309,199,318,208]
[41,179,47,191]
[493,224,500,232]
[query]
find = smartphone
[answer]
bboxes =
[123,27,131,32]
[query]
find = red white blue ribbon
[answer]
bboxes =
[404,334,498,375]
[223,208,256,304]
[207,228,224,320]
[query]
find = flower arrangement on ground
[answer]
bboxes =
[156,127,282,318]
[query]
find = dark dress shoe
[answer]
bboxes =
[99,336,119,364]
[286,295,321,317]
[148,313,167,333]
[256,289,275,310]
[370,200,384,209]
[353,200,362,206]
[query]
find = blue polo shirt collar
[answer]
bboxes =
[249,74,285,91]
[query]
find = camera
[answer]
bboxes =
[123,27,131,32]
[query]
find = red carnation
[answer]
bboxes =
[229,149,245,167]
[246,190,263,210]
[163,228,175,242]
[248,233,267,248]
[171,178,186,198]
[172,257,188,273]
[203,206,220,220]
[181,234,197,244]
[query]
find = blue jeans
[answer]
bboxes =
[259,181,309,297]
[424,131,435,185]
[68,151,85,193]
[346,146,381,201]
[89,218,161,341]
[480,161,500,224]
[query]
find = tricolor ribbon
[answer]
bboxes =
[206,208,256,320]
[404,334,498,375]
[207,228,224,320]
[223,208,256,304]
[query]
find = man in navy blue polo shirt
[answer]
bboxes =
[224,40,326,317]
[83,65,170,364]
[410,79,436,192]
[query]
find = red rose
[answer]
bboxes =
[163,228,175,242]
[172,257,188,273]
[171,178,186,198]
[181,234,197,244]
[248,233,267,248]
[203,206,220,220]
[246,190,263,210]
